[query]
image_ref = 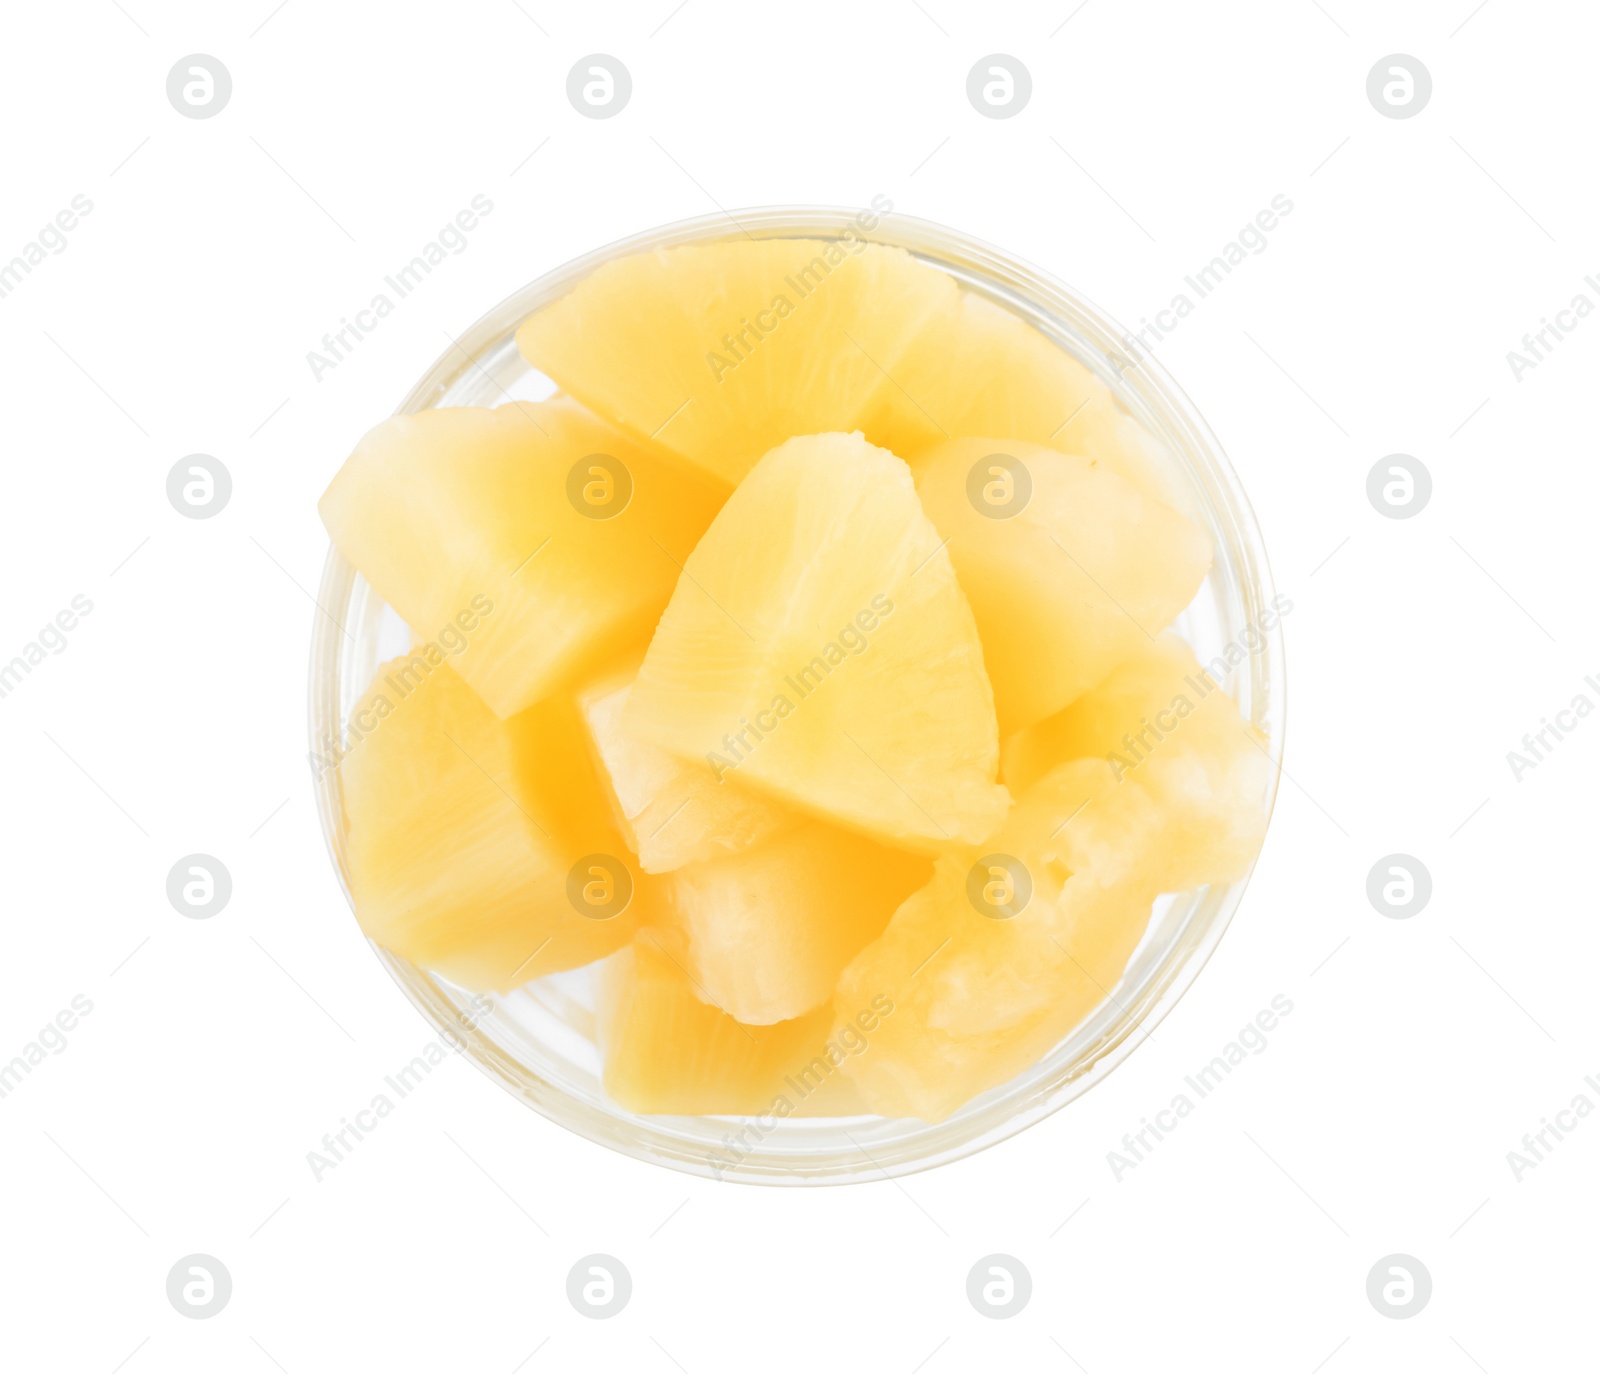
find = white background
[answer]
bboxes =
[1,1,1595,1369]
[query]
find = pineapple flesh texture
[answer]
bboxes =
[836,638,1271,1120]
[655,819,931,1024]
[578,664,796,873]
[339,659,642,991]
[862,288,1180,506]
[624,431,1010,853]
[319,398,725,718]
[913,437,1212,734]
[599,935,875,1117]
[516,240,959,487]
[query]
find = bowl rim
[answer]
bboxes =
[308,203,1286,1185]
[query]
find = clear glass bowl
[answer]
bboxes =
[309,207,1284,1184]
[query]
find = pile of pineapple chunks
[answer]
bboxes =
[321,240,1271,1124]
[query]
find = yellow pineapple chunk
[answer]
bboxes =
[578,664,795,872]
[600,935,894,1119]
[318,399,725,718]
[598,936,837,1115]
[837,638,1271,1120]
[834,762,1159,1120]
[655,820,931,1024]
[339,658,641,990]
[1004,636,1273,884]
[624,431,1010,852]
[515,240,958,486]
[863,288,1177,502]
[914,438,1211,734]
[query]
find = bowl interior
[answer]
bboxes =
[309,207,1284,1184]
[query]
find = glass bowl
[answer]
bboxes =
[309,206,1284,1184]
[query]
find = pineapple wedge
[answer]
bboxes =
[339,658,641,990]
[1004,636,1273,883]
[600,935,891,1119]
[578,664,795,873]
[656,820,930,1024]
[516,240,959,488]
[863,288,1178,504]
[600,936,846,1116]
[624,431,1010,852]
[913,438,1211,733]
[319,399,725,718]
[836,638,1271,1120]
